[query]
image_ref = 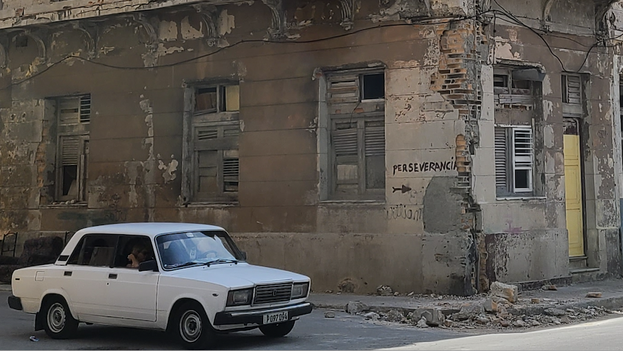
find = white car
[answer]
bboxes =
[7,222,312,349]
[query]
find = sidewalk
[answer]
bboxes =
[308,278,623,317]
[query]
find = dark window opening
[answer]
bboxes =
[361,73,385,100]
[62,165,78,196]
[494,75,508,88]
[514,169,529,190]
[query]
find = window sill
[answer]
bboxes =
[496,196,546,202]
[320,200,385,206]
[181,202,239,208]
[40,202,88,209]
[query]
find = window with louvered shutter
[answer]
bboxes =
[193,124,239,201]
[512,128,533,192]
[57,135,88,201]
[326,69,385,200]
[495,126,534,196]
[563,75,582,105]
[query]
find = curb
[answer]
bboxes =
[0,284,11,292]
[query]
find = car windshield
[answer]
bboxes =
[156,230,241,269]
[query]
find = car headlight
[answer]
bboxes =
[226,288,253,306]
[291,282,309,299]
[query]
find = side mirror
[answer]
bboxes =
[240,251,247,260]
[138,259,158,272]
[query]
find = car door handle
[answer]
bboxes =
[64,271,72,277]
[108,273,117,279]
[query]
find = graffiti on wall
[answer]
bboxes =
[385,203,423,222]
[392,159,457,175]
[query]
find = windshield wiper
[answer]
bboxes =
[203,258,238,267]
[166,261,200,269]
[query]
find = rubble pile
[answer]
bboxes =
[338,282,617,331]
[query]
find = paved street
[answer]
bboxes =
[381,313,623,350]
[0,291,467,350]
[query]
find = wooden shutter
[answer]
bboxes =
[223,154,239,193]
[563,75,581,105]
[494,127,508,189]
[364,121,384,157]
[59,98,80,125]
[61,136,80,166]
[327,74,359,104]
[333,122,358,156]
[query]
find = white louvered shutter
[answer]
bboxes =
[494,127,508,190]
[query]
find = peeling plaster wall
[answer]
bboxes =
[474,0,623,286]
[0,0,620,294]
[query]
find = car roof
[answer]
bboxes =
[74,222,226,238]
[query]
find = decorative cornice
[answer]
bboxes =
[261,0,287,39]
[339,0,355,31]
[72,21,98,58]
[192,3,219,46]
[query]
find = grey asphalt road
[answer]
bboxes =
[380,313,623,350]
[0,291,468,350]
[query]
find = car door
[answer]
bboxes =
[59,234,117,319]
[104,235,158,321]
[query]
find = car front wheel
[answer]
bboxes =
[42,296,78,339]
[259,320,295,337]
[174,301,215,349]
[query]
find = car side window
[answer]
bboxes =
[113,235,154,269]
[67,234,116,266]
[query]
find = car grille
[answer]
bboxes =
[254,283,292,305]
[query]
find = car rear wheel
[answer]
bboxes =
[42,296,78,339]
[259,320,295,337]
[174,301,215,349]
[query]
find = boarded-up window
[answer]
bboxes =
[326,69,385,200]
[495,126,533,195]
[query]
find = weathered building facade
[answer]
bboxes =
[1,0,622,295]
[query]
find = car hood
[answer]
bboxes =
[162,262,309,288]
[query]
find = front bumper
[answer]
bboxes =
[213,302,312,326]
[7,295,23,311]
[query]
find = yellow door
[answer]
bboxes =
[564,134,584,257]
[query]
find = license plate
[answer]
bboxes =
[263,311,289,324]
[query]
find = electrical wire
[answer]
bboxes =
[1,4,622,90]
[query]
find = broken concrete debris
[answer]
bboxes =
[376,285,394,296]
[489,281,518,303]
[345,301,370,314]
[586,292,603,298]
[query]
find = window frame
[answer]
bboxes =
[495,125,535,196]
[182,82,240,204]
[323,67,386,201]
[53,94,91,203]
